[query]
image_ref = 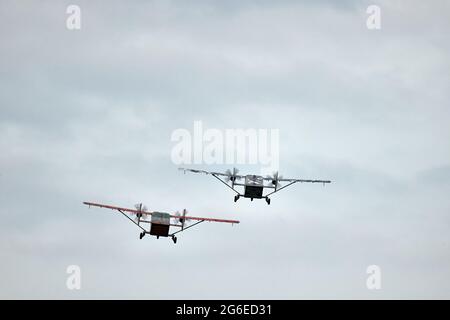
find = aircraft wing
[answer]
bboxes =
[181,215,239,224]
[83,201,239,224]
[179,168,211,175]
[277,178,331,183]
[83,201,148,215]
[179,168,244,179]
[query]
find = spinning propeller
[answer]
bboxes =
[174,209,190,229]
[267,172,283,190]
[134,203,149,222]
[225,167,240,187]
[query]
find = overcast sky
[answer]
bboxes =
[1,0,449,299]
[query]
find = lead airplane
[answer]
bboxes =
[83,201,239,244]
[179,168,331,205]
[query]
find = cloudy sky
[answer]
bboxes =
[1,0,449,299]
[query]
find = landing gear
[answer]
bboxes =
[234,194,240,202]
[266,197,271,205]
[139,232,145,239]
[172,236,177,244]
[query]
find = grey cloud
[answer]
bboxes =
[1,0,449,299]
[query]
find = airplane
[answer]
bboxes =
[179,168,331,205]
[83,201,239,244]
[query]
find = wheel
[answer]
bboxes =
[266,198,271,205]
[172,236,177,244]
[234,195,239,202]
[139,232,145,239]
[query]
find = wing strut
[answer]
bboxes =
[117,209,146,232]
[211,173,240,195]
[169,220,204,237]
[264,181,298,197]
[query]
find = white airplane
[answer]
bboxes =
[179,167,331,205]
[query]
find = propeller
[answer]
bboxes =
[225,167,240,186]
[134,203,149,222]
[174,209,190,229]
[267,172,283,190]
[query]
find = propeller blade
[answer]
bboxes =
[225,169,232,182]
[225,167,239,183]
[268,172,282,188]
[134,203,150,221]
[174,209,190,227]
